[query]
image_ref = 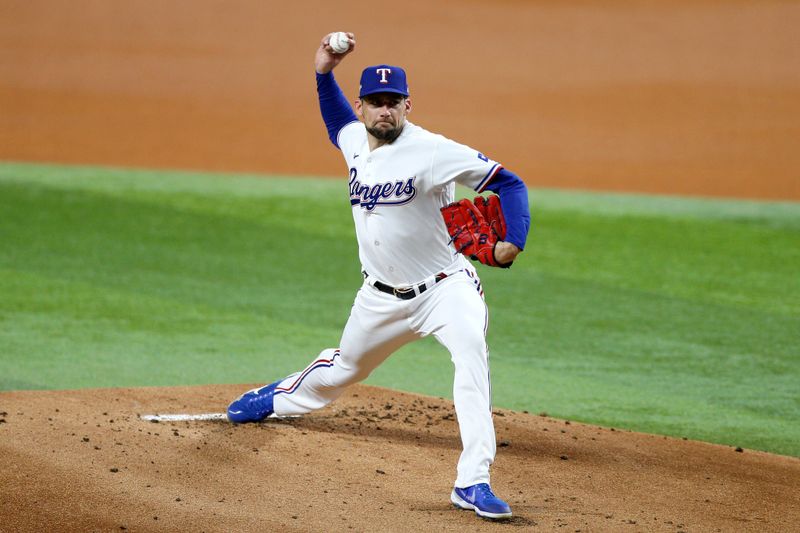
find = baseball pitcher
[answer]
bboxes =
[227,32,531,521]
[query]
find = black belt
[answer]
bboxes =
[365,272,449,300]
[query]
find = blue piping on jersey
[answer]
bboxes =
[476,163,503,193]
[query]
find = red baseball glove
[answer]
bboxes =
[441,195,510,267]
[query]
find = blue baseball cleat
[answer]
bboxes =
[451,483,512,520]
[227,380,281,423]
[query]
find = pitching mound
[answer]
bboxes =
[1,384,798,532]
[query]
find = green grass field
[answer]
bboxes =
[1,162,798,457]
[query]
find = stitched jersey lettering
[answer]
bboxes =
[349,168,417,211]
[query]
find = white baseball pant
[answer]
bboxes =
[272,269,496,488]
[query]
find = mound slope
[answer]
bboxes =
[0,384,797,532]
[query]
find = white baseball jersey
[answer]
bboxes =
[232,68,517,495]
[272,120,502,489]
[337,120,503,286]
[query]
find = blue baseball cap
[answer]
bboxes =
[359,64,409,98]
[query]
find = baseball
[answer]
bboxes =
[329,32,351,54]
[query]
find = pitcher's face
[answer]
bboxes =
[355,93,412,143]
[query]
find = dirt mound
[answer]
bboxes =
[1,384,797,532]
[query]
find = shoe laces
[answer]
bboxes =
[475,483,495,497]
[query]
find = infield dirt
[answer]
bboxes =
[1,385,799,532]
[2,0,799,200]
[2,1,799,531]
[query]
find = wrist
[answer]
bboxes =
[493,241,521,265]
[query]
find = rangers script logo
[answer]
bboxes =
[349,168,417,211]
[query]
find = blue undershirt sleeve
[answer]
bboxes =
[316,71,359,149]
[482,168,531,250]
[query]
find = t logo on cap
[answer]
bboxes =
[359,64,409,98]
[376,68,392,83]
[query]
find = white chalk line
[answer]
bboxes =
[140,413,227,422]
[139,413,295,422]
